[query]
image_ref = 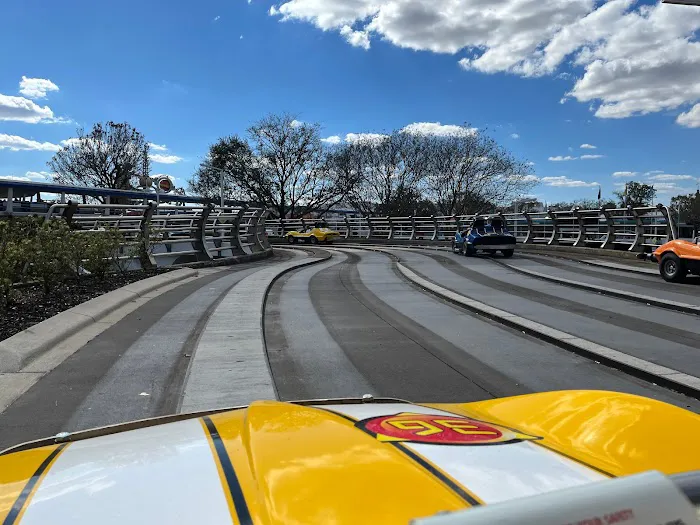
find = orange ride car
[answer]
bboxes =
[650,237,700,282]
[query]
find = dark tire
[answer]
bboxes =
[660,253,686,283]
[452,241,459,254]
[287,236,296,244]
[465,245,476,257]
[310,236,319,245]
[502,249,514,258]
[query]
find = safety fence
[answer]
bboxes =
[35,202,271,269]
[266,205,676,252]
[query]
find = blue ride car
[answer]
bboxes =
[452,216,516,257]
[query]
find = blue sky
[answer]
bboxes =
[2,0,700,204]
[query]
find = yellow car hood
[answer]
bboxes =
[2,390,699,525]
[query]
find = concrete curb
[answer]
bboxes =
[393,261,700,399]
[177,248,274,269]
[0,268,198,373]
[178,250,332,413]
[490,258,700,316]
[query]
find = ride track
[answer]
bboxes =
[1,245,699,451]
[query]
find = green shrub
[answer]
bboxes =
[29,220,72,293]
[82,228,124,280]
[0,219,32,309]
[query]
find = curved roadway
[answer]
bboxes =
[1,246,698,450]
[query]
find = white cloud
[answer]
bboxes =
[548,155,577,161]
[522,174,540,183]
[0,94,55,123]
[401,122,476,137]
[148,143,169,152]
[0,171,54,183]
[345,132,389,144]
[677,103,700,128]
[580,143,597,149]
[541,176,598,188]
[24,171,54,181]
[511,133,520,139]
[340,25,371,50]
[647,173,695,181]
[527,161,536,166]
[19,77,59,99]
[0,133,61,152]
[60,137,81,147]
[269,0,700,125]
[612,171,637,177]
[652,182,695,194]
[580,154,604,159]
[290,119,303,128]
[322,135,342,145]
[645,170,665,175]
[214,15,220,21]
[151,153,183,164]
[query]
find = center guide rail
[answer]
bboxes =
[413,471,700,525]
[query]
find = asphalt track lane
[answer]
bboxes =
[266,248,700,410]
[266,252,377,400]
[0,254,295,450]
[509,253,700,300]
[412,251,700,347]
[307,250,515,401]
[391,249,700,375]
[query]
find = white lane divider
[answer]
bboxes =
[179,250,330,413]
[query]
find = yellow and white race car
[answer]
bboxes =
[286,221,340,245]
[1,390,700,524]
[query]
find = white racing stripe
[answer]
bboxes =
[18,419,233,525]
[318,403,606,504]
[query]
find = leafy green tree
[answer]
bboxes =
[670,190,700,235]
[614,181,656,208]
[188,135,257,203]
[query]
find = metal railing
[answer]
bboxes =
[38,202,272,269]
[267,205,676,252]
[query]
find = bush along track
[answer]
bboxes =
[0,217,169,342]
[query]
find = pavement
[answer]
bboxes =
[2,245,700,451]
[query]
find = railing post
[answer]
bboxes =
[232,206,248,255]
[61,201,79,228]
[140,203,156,269]
[300,218,307,232]
[658,204,677,241]
[601,208,614,249]
[431,215,438,241]
[573,208,585,247]
[410,216,416,240]
[344,216,351,239]
[388,216,395,240]
[249,209,265,253]
[5,188,13,214]
[366,217,373,239]
[105,196,111,216]
[193,205,214,261]
[629,206,644,252]
[257,209,272,250]
[522,212,534,244]
[547,210,559,245]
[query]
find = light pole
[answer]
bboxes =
[208,167,228,208]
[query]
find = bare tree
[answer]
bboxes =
[248,113,355,218]
[424,131,536,216]
[49,121,149,201]
[345,131,432,216]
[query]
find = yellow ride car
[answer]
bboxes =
[1,390,700,524]
[286,221,340,244]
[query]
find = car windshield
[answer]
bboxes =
[3,2,700,519]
